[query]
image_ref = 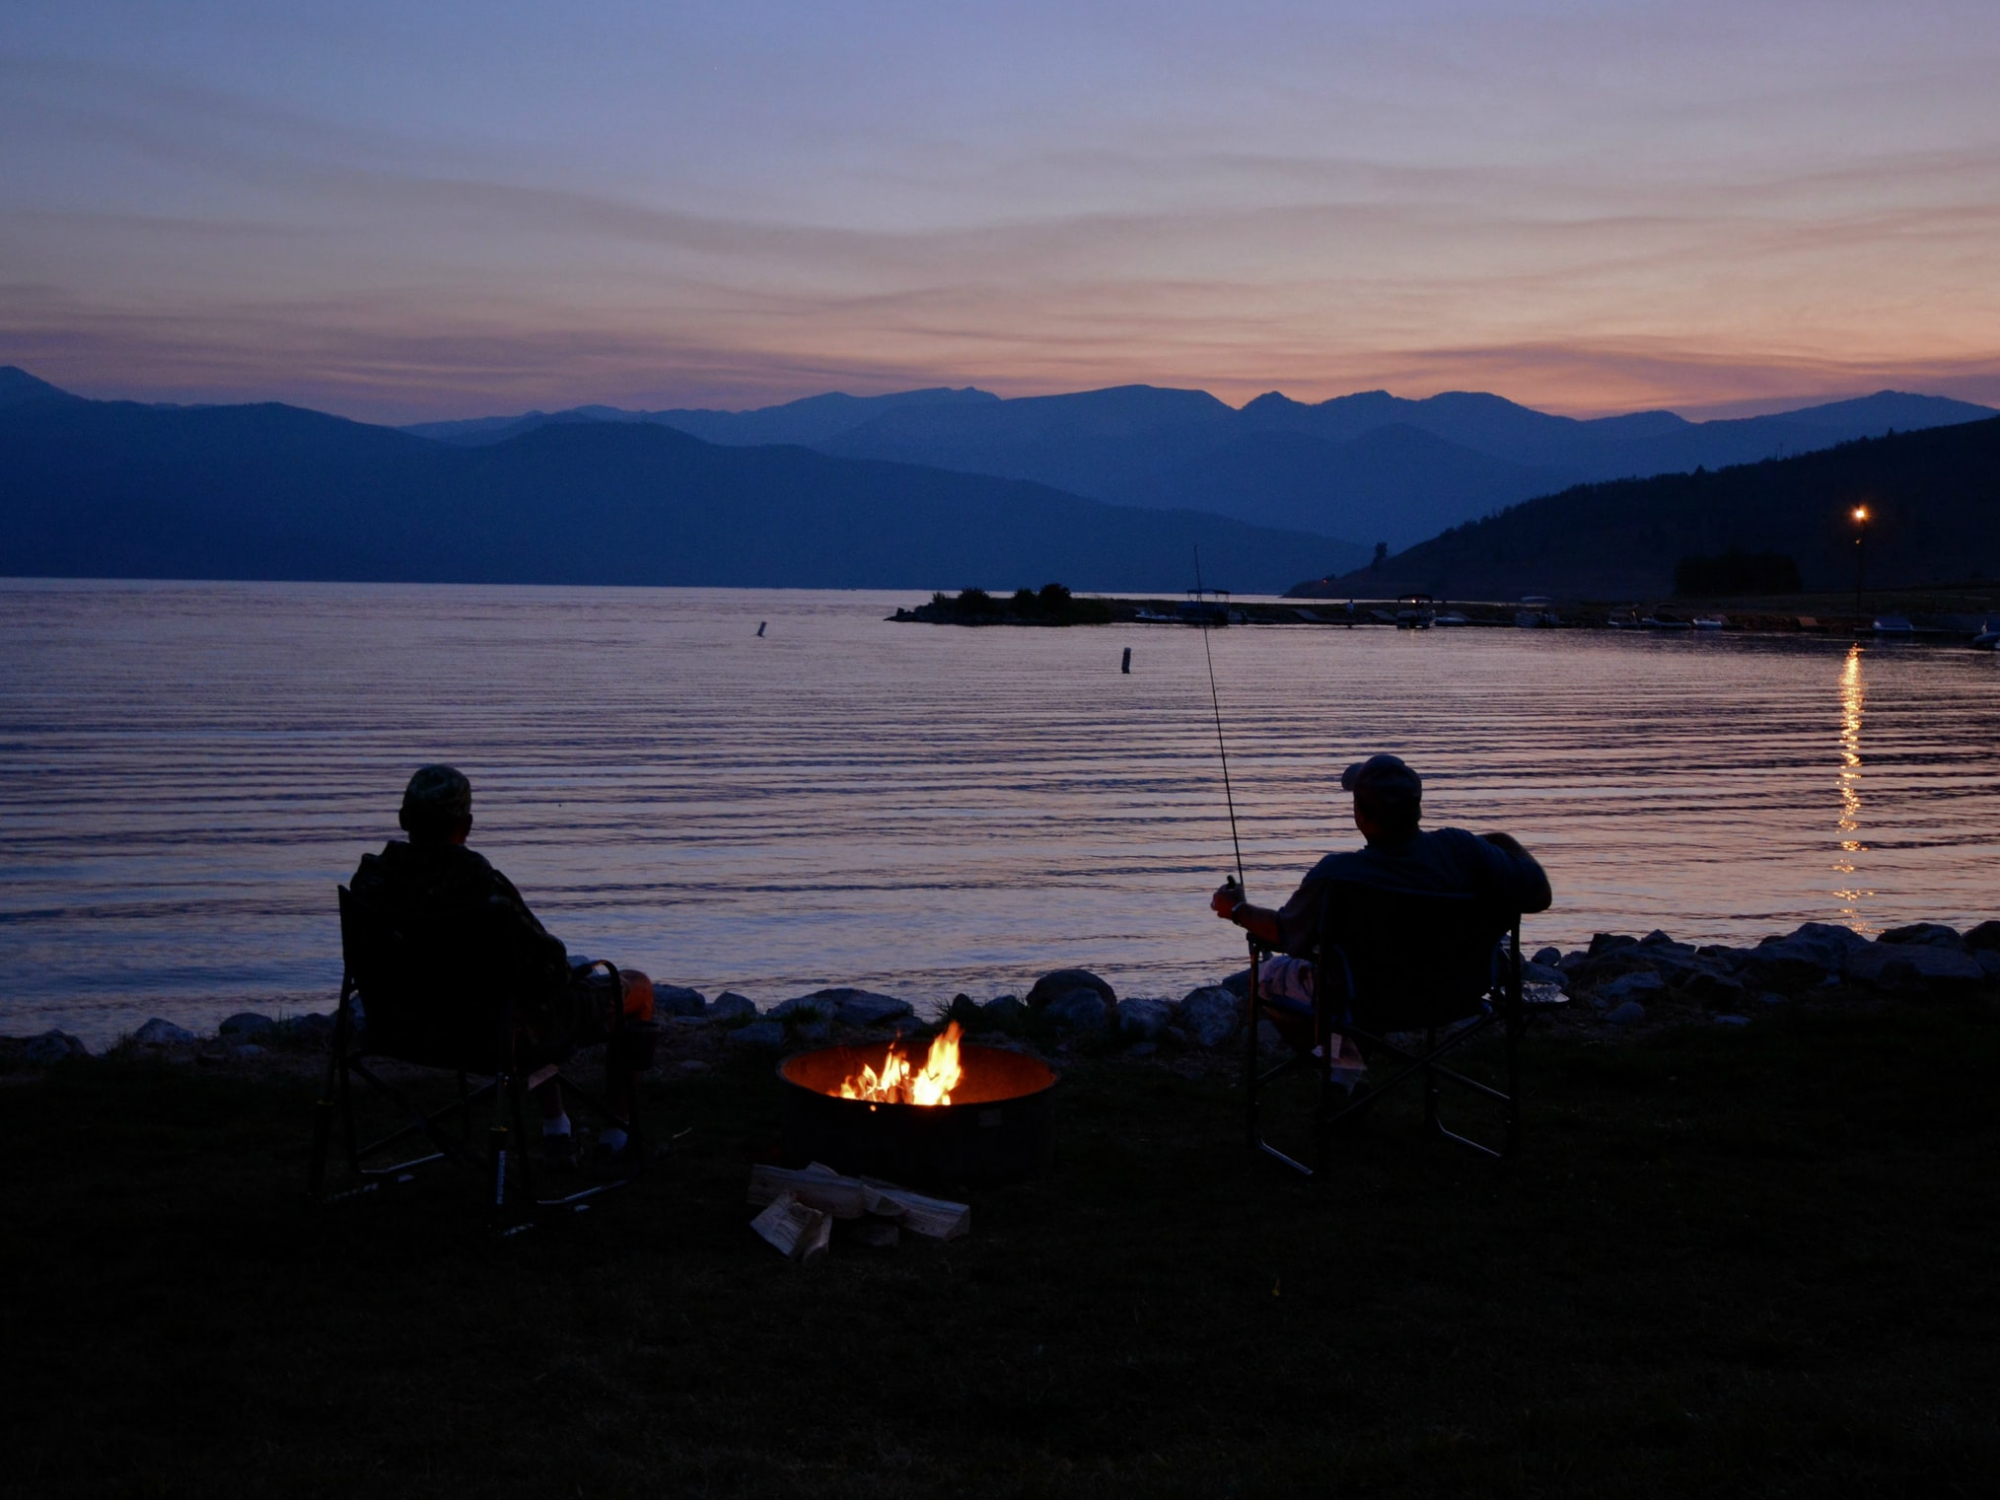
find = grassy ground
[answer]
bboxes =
[3,998,1997,1499]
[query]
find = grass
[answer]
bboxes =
[3,998,1997,1499]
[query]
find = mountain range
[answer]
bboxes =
[0,370,1360,592]
[1290,417,2000,602]
[406,383,1996,549]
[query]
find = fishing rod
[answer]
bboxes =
[1193,547,1247,902]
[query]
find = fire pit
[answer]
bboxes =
[778,1023,1058,1185]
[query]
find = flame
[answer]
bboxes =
[838,1022,965,1106]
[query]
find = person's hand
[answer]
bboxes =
[1211,880,1242,919]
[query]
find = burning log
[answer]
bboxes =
[749,1189,832,1264]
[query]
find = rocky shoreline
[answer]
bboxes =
[7,917,1997,1080]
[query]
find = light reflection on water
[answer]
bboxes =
[1,579,1996,1046]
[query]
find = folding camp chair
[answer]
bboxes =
[307,885,643,1226]
[1244,880,1532,1175]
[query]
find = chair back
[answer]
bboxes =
[337,884,523,1073]
[1313,880,1514,1031]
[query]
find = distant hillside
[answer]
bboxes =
[411,379,1996,548]
[1289,418,2000,601]
[404,386,999,448]
[0,383,1363,591]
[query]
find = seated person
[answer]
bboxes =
[1209,753,1552,1047]
[350,765,657,1165]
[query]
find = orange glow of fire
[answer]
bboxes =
[838,1022,965,1106]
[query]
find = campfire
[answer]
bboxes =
[778,1027,1060,1185]
[837,1021,963,1105]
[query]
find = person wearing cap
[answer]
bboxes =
[1209,754,1550,1029]
[349,765,658,1166]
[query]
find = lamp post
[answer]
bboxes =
[1851,505,1869,621]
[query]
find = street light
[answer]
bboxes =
[1852,505,1870,620]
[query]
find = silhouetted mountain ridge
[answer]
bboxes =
[0,379,1362,590]
[409,381,1994,548]
[1293,418,2000,601]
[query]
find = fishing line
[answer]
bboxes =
[1194,547,1247,894]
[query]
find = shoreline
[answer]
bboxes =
[11,916,1995,1079]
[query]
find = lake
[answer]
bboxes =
[2,579,1997,1047]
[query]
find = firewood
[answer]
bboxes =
[747,1164,870,1219]
[749,1190,831,1263]
[859,1179,971,1240]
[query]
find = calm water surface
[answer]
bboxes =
[2,579,1997,1046]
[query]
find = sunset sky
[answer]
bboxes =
[3,0,1997,423]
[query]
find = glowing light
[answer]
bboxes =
[1833,644,1874,932]
[837,1022,964,1106]
[1852,506,1869,522]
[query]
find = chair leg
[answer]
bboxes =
[489,1068,513,1212]
[1424,1026,1441,1134]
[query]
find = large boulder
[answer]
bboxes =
[982,995,1029,1030]
[1846,942,1986,989]
[1044,991,1111,1035]
[1876,922,1965,950]
[219,1012,276,1039]
[134,1018,198,1046]
[1594,971,1666,1006]
[770,988,914,1028]
[23,1030,88,1066]
[1521,961,1568,990]
[1178,986,1241,1049]
[653,985,707,1018]
[1117,997,1174,1043]
[1738,936,1842,993]
[1026,969,1117,1011]
[706,992,758,1022]
[727,1020,787,1050]
[1965,920,2000,952]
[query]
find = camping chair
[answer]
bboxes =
[307,885,643,1226]
[1244,880,1531,1175]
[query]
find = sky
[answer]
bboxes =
[2,1,1998,423]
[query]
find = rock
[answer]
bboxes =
[1218,968,1253,1000]
[653,985,707,1018]
[982,995,1029,1029]
[770,988,913,1028]
[1254,1020,1287,1052]
[290,1013,335,1038]
[1557,950,1590,971]
[1696,944,1752,971]
[706,992,758,1022]
[1531,946,1563,967]
[1793,922,1871,954]
[1977,950,2000,981]
[1117,997,1174,1042]
[134,1018,198,1046]
[830,991,915,1028]
[1521,961,1568,989]
[1877,922,1965,950]
[1523,982,1568,1008]
[945,994,983,1027]
[1178,986,1241,1049]
[219,1012,276,1039]
[1638,929,1678,947]
[23,1030,88,1066]
[1739,937,1841,993]
[1025,968,1117,1011]
[1683,969,1747,1005]
[1604,1000,1647,1026]
[1965,920,2000,952]
[1045,991,1111,1034]
[230,1043,265,1059]
[1593,971,1666,1005]
[1588,933,1639,957]
[1713,1014,1750,1027]
[1846,942,1986,989]
[728,1021,786,1050]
